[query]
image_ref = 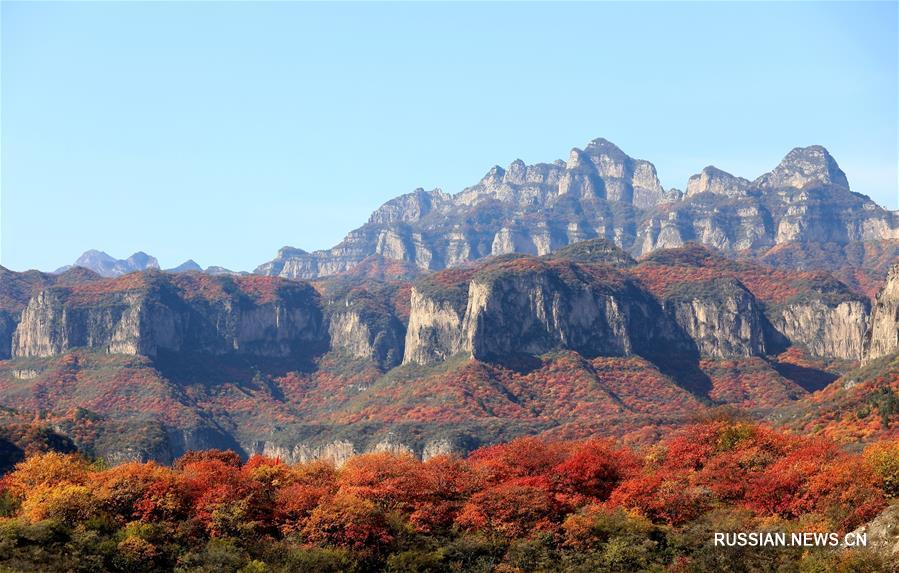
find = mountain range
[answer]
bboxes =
[55,139,896,295]
[253,139,897,295]
[1,137,897,465]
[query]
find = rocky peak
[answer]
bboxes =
[277,246,308,258]
[504,159,528,184]
[167,260,203,273]
[581,138,665,206]
[754,145,849,190]
[481,165,506,186]
[367,188,450,225]
[565,148,591,170]
[57,250,161,278]
[685,166,751,198]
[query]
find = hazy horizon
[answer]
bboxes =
[3,1,897,273]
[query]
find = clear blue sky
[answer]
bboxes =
[2,1,896,273]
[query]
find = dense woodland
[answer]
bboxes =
[0,419,897,572]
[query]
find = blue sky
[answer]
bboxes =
[2,1,897,272]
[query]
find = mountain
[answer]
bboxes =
[166,259,203,273]
[864,262,899,364]
[0,265,101,359]
[255,139,897,293]
[1,242,890,464]
[56,250,160,277]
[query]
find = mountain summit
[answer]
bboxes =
[56,250,160,277]
[754,145,850,190]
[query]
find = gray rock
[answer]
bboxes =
[863,263,899,363]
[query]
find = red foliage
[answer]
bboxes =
[467,436,569,485]
[455,483,559,538]
[302,492,393,553]
[609,472,711,526]
[337,452,429,511]
[174,449,242,470]
[3,420,890,552]
[551,439,640,501]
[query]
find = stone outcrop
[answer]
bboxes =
[327,310,404,369]
[0,311,16,360]
[662,278,766,359]
[250,436,459,466]
[459,267,658,361]
[257,138,674,280]
[11,272,325,359]
[685,166,751,198]
[403,288,466,365]
[864,263,899,363]
[403,255,695,365]
[850,503,899,557]
[753,145,849,190]
[772,299,869,360]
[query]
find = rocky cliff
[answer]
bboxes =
[11,272,325,359]
[256,138,897,283]
[55,250,160,277]
[772,298,869,361]
[0,266,103,359]
[863,263,899,363]
[403,286,467,365]
[404,248,696,366]
[662,278,766,358]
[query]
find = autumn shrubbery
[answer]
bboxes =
[0,422,896,572]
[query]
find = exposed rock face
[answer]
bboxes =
[251,437,458,466]
[11,273,325,359]
[851,503,899,557]
[328,310,404,369]
[864,263,899,363]
[685,166,751,198]
[0,311,16,360]
[459,266,659,361]
[773,299,869,360]
[639,146,896,261]
[55,250,160,277]
[0,266,103,359]
[403,254,697,366]
[256,138,897,281]
[663,278,766,359]
[753,145,849,190]
[403,287,466,365]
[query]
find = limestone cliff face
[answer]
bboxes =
[663,279,766,359]
[11,273,325,359]
[402,287,465,365]
[864,264,899,363]
[0,311,17,360]
[250,437,457,466]
[773,299,869,360]
[327,310,404,369]
[685,166,751,199]
[403,257,691,365]
[638,146,897,259]
[12,290,167,358]
[754,146,849,190]
[459,270,653,360]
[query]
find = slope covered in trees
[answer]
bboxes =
[0,421,896,572]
